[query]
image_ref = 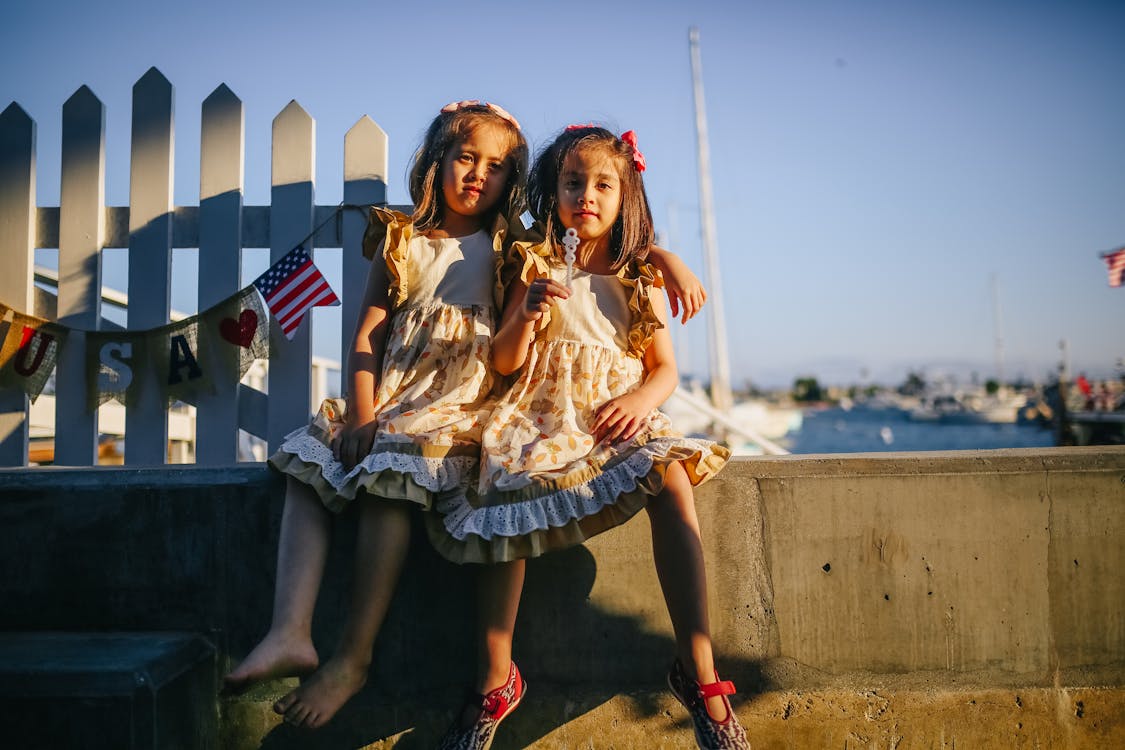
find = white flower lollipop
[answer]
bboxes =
[562,227,579,287]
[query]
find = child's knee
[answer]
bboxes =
[647,467,695,515]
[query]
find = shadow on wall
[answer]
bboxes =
[251,514,765,750]
[0,465,773,749]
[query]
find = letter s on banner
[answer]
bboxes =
[98,342,134,393]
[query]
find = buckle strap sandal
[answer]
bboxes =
[437,662,526,750]
[667,659,750,750]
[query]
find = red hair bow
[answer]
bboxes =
[620,130,646,172]
[564,125,646,172]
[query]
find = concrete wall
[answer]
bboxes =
[748,448,1125,687]
[1,446,1123,748]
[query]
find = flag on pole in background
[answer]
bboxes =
[1104,246,1125,288]
[253,246,340,339]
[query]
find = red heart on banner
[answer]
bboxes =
[220,309,258,348]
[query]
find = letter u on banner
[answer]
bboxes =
[0,308,69,402]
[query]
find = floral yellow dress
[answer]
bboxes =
[269,207,509,512]
[428,240,730,563]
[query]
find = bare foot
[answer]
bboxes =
[272,656,368,729]
[223,632,319,694]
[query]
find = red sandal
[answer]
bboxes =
[667,658,749,750]
[437,662,525,750]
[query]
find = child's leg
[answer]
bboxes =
[274,494,412,729]
[224,476,329,691]
[476,559,526,693]
[646,461,729,721]
[454,559,526,729]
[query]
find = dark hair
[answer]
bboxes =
[527,126,654,269]
[408,104,529,232]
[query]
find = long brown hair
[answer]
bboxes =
[408,104,528,233]
[527,126,654,269]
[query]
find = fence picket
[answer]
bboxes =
[54,86,106,466]
[341,117,388,399]
[0,104,36,466]
[196,84,245,464]
[267,101,315,453]
[124,68,175,465]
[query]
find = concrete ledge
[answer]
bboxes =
[219,684,1125,749]
[2,446,1123,748]
[0,632,217,749]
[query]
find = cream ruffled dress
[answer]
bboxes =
[269,207,509,512]
[428,240,730,563]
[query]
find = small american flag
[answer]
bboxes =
[254,246,339,339]
[1104,247,1125,288]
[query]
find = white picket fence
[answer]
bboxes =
[0,67,390,467]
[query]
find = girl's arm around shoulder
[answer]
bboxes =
[336,249,393,469]
[639,284,679,402]
[646,245,706,324]
[491,275,570,376]
[591,286,678,443]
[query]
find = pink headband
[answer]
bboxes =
[440,100,521,130]
[564,124,646,172]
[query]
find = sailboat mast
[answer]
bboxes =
[991,273,1005,385]
[689,26,733,411]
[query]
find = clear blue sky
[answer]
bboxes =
[2,0,1122,388]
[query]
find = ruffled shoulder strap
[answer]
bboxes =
[501,229,556,333]
[619,258,666,359]
[362,206,414,308]
[487,211,515,311]
[499,218,549,284]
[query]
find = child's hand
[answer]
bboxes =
[661,263,706,324]
[666,275,706,324]
[592,392,650,444]
[520,277,570,322]
[647,248,707,323]
[332,418,378,470]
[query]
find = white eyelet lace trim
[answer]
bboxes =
[436,437,717,541]
[277,428,477,496]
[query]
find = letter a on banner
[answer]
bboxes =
[158,317,214,404]
[0,305,69,402]
[169,334,203,384]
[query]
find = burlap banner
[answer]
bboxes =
[82,286,270,409]
[0,221,343,412]
[0,283,277,413]
[0,303,70,402]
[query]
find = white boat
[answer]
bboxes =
[661,381,800,456]
[908,388,1027,425]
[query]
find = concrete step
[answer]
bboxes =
[0,632,217,750]
[220,681,1125,749]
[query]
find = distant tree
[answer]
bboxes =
[899,371,926,396]
[985,378,1000,395]
[792,376,823,402]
